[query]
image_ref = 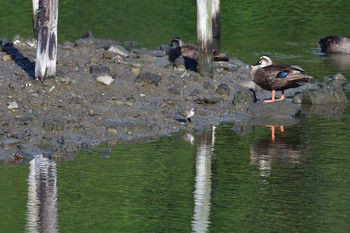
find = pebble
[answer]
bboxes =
[3,55,11,61]
[108,45,129,57]
[48,85,56,93]
[125,101,134,107]
[8,101,19,110]
[96,75,114,85]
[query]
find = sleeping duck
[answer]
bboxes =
[168,37,198,62]
[167,37,198,71]
[251,56,312,103]
[319,36,350,54]
[168,37,228,66]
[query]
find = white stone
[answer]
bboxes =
[8,101,19,110]
[108,45,129,57]
[48,85,56,93]
[96,75,114,85]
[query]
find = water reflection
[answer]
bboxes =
[250,126,306,177]
[301,103,347,120]
[181,132,195,145]
[191,126,216,233]
[320,54,350,71]
[26,155,58,233]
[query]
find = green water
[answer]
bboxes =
[2,118,350,232]
[1,1,350,232]
[1,0,350,77]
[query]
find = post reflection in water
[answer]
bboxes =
[191,126,216,233]
[250,126,306,177]
[26,154,58,233]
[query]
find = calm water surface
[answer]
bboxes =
[2,118,350,232]
[1,1,350,232]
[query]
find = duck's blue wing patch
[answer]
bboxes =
[277,70,289,78]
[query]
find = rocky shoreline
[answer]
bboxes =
[0,34,349,161]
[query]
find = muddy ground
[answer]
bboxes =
[0,34,348,161]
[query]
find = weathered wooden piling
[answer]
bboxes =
[32,0,58,81]
[212,0,221,54]
[196,0,213,78]
[32,0,39,36]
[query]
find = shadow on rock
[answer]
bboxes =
[1,41,35,77]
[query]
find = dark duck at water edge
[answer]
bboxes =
[319,35,350,54]
[167,37,229,71]
[168,37,199,71]
[251,56,312,103]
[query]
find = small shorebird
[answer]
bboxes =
[179,108,196,122]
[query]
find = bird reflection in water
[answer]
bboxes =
[250,125,306,177]
[265,125,284,142]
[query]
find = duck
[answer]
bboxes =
[168,37,198,62]
[251,56,312,103]
[319,36,350,54]
[167,37,229,70]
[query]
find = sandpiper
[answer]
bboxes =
[179,108,196,122]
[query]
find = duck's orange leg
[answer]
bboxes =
[278,91,285,101]
[270,125,276,141]
[263,90,285,103]
[279,125,285,134]
[265,125,285,141]
[263,90,276,103]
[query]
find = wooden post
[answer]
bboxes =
[33,0,58,81]
[196,0,213,78]
[32,0,39,36]
[212,0,221,54]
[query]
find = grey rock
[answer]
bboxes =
[168,87,181,95]
[232,89,256,111]
[293,82,349,104]
[194,96,221,104]
[134,72,162,87]
[216,83,230,95]
[90,64,110,75]
[240,101,301,129]
[2,138,21,150]
[190,89,201,96]
[214,62,239,72]
[103,50,117,60]
[203,80,215,90]
[344,82,350,92]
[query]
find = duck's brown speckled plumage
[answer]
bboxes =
[253,63,309,91]
[251,56,312,102]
